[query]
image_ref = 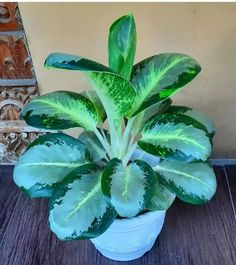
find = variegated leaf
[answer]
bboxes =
[81,90,106,124]
[49,163,116,240]
[108,14,136,79]
[13,133,90,198]
[22,91,98,131]
[129,53,201,116]
[166,105,215,137]
[138,113,211,162]
[147,180,176,211]
[101,158,156,218]
[78,131,108,162]
[154,160,217,204]
[45,53,136,118]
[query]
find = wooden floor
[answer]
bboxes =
[0,165,235,265]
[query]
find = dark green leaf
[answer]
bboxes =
[108,14,136,79]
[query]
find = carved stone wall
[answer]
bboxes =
[0,3,43,164]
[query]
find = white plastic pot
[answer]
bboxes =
[90,210,166,261]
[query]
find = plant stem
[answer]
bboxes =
[94,128,112,159]
[122,142,137,166]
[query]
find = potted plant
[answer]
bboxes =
[13,14,217,261]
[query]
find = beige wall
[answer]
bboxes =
[19,3,236,157]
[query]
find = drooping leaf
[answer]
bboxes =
[131,99,172,136]
[78,131,108,162]
[101,158,156,218]
[138,113,212,162]
[45,53,136,118]
[22,91,98,131]
[129,53,201,116]
[108,14,136,79]
[166,106,215,137]
[13,133,90,198]
[154,160,217,204]
[49,163,116,240]
[81,90,106,124]
[147,179,176,211]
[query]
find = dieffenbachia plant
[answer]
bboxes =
[13,14,217,240]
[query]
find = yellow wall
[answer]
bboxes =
[19,3,236,157]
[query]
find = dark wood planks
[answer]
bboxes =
[225,165,236,220]
[0,166,235,265]
[0,165,20,242]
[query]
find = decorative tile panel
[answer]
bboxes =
[0,3,23,31]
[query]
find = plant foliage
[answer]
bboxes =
[14,14,217,240]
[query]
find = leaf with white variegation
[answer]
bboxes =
[45,53,136,118]
[166,106,215,137]
[13,133,90,198]
[154,160,217,204]
[138,113,211,162]
[49,163,116,240]
[129,53,201,116]
[101,158,156,218]
[147,179,176,211]
[78,131,108,162]
[22,91,98,131]
[108,14,136,79]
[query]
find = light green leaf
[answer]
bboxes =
[13,133,90,198]
[131,99,171,136]
[166,106,215,137]
[147,180,176,211]
[129,53,201,115]
[81,90,106,124]
[101,158,156,218]
[78,131,108,162]
[108,14,136,79]
[45,53,136,118]
[154,160,217,204]
[22,91,98,131]
[138,113,211,162]
[49,163,116,240]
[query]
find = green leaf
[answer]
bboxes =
[108,14,136,79]
[22,91,98,131]
[45,53,136,118]
[101,158,156,218]
[147,179,176,211]
[81,90,106,124]
[129,53,201,115]
[13,133,90,198]
[154,160,217,204]
[49,163,116,240]
[138,113,212,162]
[166,106,215,137]
[78,131,108,162]
[131,99,172,136]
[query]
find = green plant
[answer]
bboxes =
[13,14,217,240]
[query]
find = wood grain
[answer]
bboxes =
[0,166,235,265]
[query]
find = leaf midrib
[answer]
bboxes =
[155,165,214,192]
[17,162,83,169]
[143,133,207,150]
[64,179,101,222]
[33,98,96,130]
